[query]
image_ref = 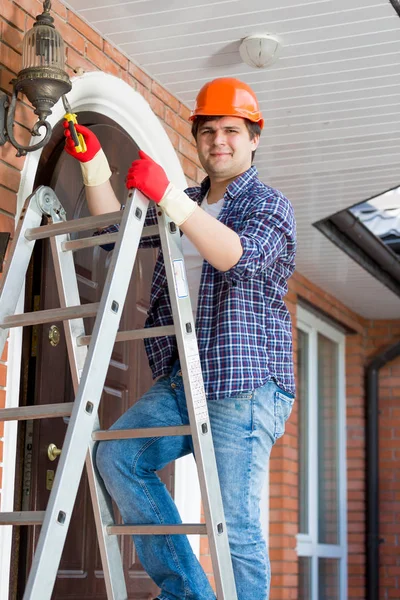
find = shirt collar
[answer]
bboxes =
[199,165,258,201]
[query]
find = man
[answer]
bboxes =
[64,77,296,600]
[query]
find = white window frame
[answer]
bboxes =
[296,305,348,600]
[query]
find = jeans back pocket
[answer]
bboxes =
[273,390,295,441]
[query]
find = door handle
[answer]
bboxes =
[47,443,62,461]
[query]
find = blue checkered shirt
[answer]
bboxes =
[99,166,296,399]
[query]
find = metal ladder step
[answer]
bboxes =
[25,211,123,241]
[77,325,175,346]
[107,524,207,535]
[0,511,45,525]
[0,403,74,422]
[1,303,99,328]
[62,225,160,253]
[0,513,207,535]
[92,425,192,441]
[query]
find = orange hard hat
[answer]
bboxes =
[190,77,264,129]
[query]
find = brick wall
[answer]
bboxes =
[1,2,400,599]
[365,323,400,599]
[281,273,400,600]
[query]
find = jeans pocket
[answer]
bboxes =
[227,391,254,401]
[218,391,255,433]
[274,390,295,441]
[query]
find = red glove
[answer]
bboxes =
[125,150,170,203]
[63,122,101,162]
[63,122,111,186]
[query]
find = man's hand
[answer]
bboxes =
[125,150,196,226]
[63,122,111,186]
[126,150,170,202]
[64,122,101,162]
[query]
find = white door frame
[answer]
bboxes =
[0,71,201,600]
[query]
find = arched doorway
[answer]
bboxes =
[4,72,200,600]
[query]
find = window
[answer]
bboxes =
[296,306,347,600]
[313,185,400,298]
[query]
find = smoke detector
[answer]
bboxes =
[239,34,282,69]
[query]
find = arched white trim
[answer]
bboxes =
[1,72,200,600]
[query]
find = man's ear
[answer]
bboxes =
[251,135,260,151]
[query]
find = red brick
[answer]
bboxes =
[0,363,6,386]
[0,160,21,191]
[0,41,22,74]
[179,154,197,180]
[85,41,120,77]
[151,80,180,113]
[128,61,152,89]
[1,1,27,31]
[149,94,165,120]
[50,0,67,20]
[179,103,192,121]
[0,66,15,94]
[0,123,31,169]
[1,341,8,363]
[53,12,85,56]
[1,19,23,53]
[179,136,200,166]
[66,45,96,75]
[11,0,42,19]
[121,70,136,90]
[165,107,192,141]
[135,80,151,104]
[163,125,179,151]
[67,10,102,49]
[104,40,128,70]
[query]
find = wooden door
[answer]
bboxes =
[23,118,171,599]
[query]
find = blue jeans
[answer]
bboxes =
[96,362,294,600]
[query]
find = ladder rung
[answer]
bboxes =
[0,403,74,422]
[107,524,207,535]
[93,426,191,441]
[62,233,118,252]
[62,225,160,252]
[0,511,45,525]
[1,303,99,328]
[77,325,175,346]
[24,211,123,241]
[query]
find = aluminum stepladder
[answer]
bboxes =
[0,185,238,600]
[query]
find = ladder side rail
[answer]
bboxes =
[157,210,238,600]
[85,431,128,600]
[0,191,43,357]
[49,211,128,599]
[23,190,147,600]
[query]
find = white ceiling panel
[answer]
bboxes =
[63,0,400,318]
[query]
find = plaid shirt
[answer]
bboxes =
[99,166,296,400]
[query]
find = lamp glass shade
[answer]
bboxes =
[22,24,65,70]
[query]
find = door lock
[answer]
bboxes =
[47,443,62,461]
[49,325,60,347]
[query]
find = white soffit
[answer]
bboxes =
[64,0,400,319]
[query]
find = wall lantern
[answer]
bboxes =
[0,0,71,157]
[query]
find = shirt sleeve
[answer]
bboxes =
[222,196,296,281]
[93,203,161,251]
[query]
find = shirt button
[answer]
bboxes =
[171,382,177,389]
[177,370,182,377]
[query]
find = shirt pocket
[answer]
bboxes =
[274,390,295,441]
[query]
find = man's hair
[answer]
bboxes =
[191,116,261,162]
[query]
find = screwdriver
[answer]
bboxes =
[62,95,87,153]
